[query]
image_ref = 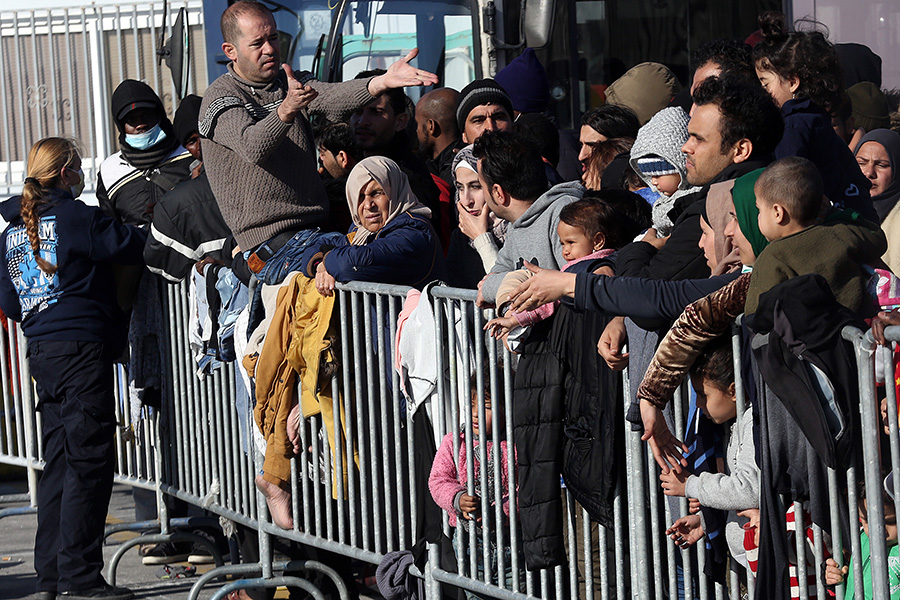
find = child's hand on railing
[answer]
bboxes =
[459,493,482,521]
[666,515,703,548]
[660,468,688,497]
[485,314,517,339]
[823,558,848,586]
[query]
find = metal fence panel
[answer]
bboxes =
[0,276,897,600]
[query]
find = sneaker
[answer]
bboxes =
[187,541,215,565]
[139,542,190,565]
[57,583,133,599]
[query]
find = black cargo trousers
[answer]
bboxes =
[28,339,117,595]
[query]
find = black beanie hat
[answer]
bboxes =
[173,95,203,146]
[456,79,514,133]
[111,79,165,132]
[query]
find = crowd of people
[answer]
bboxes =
[2,1,900,598]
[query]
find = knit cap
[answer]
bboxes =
[636,156,678,177]
[628,106,691,190]
[605,62,681,126]
[456,79,514,133]
[494,48,550,113]
[111,79,165,127]
[173,94,202,146]
[847,82,890,132]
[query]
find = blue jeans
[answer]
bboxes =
[247,228,346,286]
[452,526,523,599]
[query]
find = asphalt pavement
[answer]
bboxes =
[0,476,380,600]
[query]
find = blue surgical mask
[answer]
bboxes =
[125,124,167,150]
[69,168,85,198]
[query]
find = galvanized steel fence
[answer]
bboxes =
[0,277,897,600]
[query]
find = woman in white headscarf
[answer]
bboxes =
[315,156,443,296]
[444,144,508,289]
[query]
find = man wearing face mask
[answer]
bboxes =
[96,79,194,565]
[97,79,193,226]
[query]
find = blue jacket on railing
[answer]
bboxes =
[324,212,443,289]
[0,188,146,353]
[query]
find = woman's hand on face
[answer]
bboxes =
[315,262,336,297]
[457,201,491,241]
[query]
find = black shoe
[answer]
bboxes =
[57,583,133,600]
[187,540,215,565]
[140,541,190,565]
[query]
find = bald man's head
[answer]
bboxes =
[415,88,461,158]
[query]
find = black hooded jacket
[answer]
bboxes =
[97,79,192,225]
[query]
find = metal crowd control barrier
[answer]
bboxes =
[0,275,897,600]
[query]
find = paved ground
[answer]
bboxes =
[0,474,379,600]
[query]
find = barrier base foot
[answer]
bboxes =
[210,577,326,600]
[0,505,37,521]
[107,531,225,586]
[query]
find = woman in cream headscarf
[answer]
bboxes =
[315,156,443,295]
[445,144,508,289]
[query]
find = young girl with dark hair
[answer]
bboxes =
[752,14,875,221]
[0,137,147,600]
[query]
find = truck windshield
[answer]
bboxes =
[325,0,477,101]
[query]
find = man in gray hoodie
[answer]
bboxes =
[472,130,583,307]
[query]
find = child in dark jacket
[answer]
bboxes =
[752,13,875,222]
[428,378,519,598]
[745,156,887,316]
[0,137,146,600]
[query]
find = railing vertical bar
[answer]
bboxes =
[360,291,375,551]
[338,289,359,547]
[374,294,389,552]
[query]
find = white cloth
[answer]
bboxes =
[394,282,471,446]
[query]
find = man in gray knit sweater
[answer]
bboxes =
[200,0,437,286]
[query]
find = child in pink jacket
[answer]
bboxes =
[429,381,519,597]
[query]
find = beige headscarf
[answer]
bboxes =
[345,156,432,246]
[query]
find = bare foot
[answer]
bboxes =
[255,474,294,529]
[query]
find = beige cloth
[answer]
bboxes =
[882,202,900,275]
[345,156,432,246]
[605,62,682,126]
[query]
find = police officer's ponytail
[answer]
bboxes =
[20,137,80,276]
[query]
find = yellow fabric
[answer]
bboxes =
[252,275,303,485]
[285,278,358,498]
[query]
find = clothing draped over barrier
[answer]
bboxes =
[1,278,898,600]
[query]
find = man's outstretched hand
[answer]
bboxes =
[368,49,439,95]
[640,399,688,473]
[507,262,576,314]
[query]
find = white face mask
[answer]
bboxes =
[69,168,85,198]
[125,123,167,150]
